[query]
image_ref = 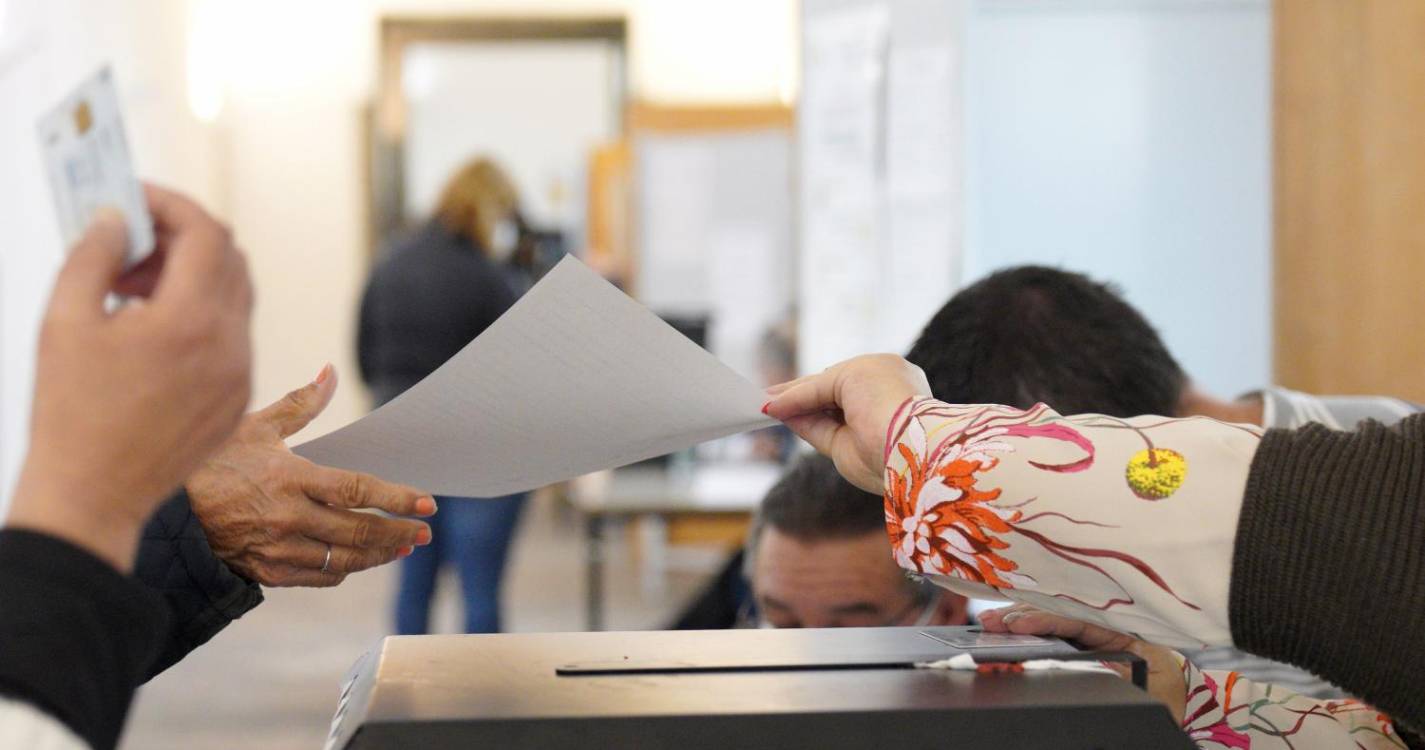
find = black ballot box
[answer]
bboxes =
[325,627,1193,750]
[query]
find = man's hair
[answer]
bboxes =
[905,266,1187,418]
[758,454,884,540]
[745,454,917,594]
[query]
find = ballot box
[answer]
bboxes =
[325,627,1193,750]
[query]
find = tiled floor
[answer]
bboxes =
[120,493,721,750]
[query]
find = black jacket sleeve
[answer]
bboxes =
[134,492,263,679]
[1232,414,1425,743]
[0,529,171,750]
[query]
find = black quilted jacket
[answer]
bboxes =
[133,491,263,679]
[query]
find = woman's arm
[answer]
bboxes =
[764,355,1425,736]
[1179,658,1409,750]
[883,396,1260,648]
[981,604,1415,749]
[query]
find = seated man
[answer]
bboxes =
[905,264,1419,697]
[745,454,969,629]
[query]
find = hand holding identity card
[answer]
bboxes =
[36,65,155,266]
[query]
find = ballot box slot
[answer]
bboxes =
[555,650,1148,689]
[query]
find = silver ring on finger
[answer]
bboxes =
[321,544,333,574]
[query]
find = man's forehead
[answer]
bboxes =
[755,526,901,580]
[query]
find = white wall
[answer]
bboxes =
[0,0,798,510]
[962,0,1272,398]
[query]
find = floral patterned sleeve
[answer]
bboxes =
[883,398,1263,648]
[1177,654,1406,749]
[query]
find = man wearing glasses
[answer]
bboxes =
[743,454,971,630]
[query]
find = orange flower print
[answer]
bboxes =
[885,419,1035,588]
[884,400,1202,613]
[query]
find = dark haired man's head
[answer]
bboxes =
[748,454,968,628]
[905,266,1188,418]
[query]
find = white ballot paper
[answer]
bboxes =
[296,257,778,496]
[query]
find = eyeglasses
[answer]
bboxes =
[743,586,943,629]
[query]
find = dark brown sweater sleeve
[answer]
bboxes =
[1232,414,1425,741]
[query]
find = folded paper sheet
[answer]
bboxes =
[296,257,778,496]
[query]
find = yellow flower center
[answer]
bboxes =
[1125,448,1187,500]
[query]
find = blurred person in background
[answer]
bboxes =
[358,157,531,635]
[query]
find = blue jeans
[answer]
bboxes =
[393,493,527,634]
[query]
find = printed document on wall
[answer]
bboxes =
[883,43,961,351]
[798,3,889,372]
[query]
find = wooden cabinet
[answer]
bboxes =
[1274,0,1425,401]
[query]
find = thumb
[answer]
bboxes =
[255,363,338,438]
[784,412,843,456]
[48,208,130,319]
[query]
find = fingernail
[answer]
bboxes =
[415,526,432,545]
[314,363,333,385]
[1001,611,1023,625]
[415,496,437,516]
[760,401,771,415]
[398,546,414,558]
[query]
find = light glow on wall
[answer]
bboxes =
[186,0,226,123]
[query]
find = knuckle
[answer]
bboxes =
[342,549,379,574]
[338,473,373,506]
[266,512,301,537]
[249,562,282,586]
[277,388,310,417]
[349,515,375,547]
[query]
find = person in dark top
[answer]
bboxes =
[358,156,529,634]
[0,187,254,749]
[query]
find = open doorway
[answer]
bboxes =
[369,17,627,272]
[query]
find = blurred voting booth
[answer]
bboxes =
[326,628,1191,749]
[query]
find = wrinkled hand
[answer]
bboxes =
[9,186,253,572]
[186,366,437,587]
[763,354,931,493]
[980,604,1187,722]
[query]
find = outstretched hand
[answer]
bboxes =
[186,366,437,587]
[763,354,931,494]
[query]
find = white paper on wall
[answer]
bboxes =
[798,3,890,372]
[883,43,960,351]
[295,257,777,497]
